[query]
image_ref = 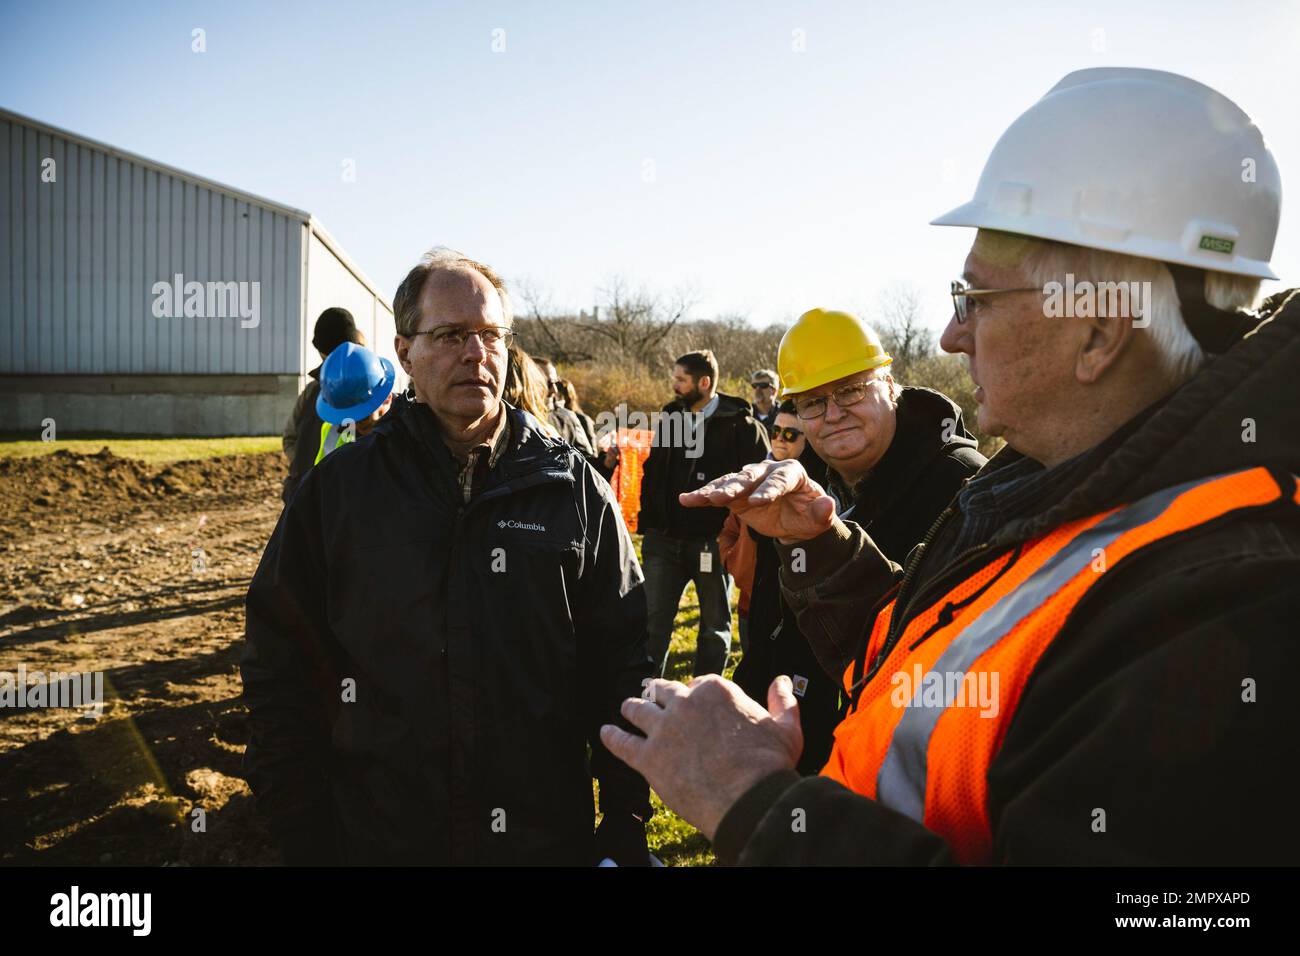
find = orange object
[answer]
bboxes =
[821,467,1293,864]
[606,428,654,533]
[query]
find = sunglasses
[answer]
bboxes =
[770,425,804,442]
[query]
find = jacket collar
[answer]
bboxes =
[659,392,753,419]
[381,399,576,500]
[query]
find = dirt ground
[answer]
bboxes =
[0,449,286,865]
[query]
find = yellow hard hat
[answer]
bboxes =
[777,309,892,397]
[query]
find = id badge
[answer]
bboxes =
[699,549,713,573]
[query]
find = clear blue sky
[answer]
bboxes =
[3,0,1297,333]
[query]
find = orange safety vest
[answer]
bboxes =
[821,466,1299,864]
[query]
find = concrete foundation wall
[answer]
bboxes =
[0,375,300,436]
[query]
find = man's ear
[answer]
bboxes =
[1076,308,1134,385]
[395,334,413,376]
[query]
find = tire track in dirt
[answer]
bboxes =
[1,450,286,865]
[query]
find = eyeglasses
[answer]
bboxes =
[408,325,515,351]
[751,381,775,391]
[950,279,1040,324]
[794,378,883,421]
[770,424,804,442]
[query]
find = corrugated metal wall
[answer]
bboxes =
[303,229,402,390]
[0,114,303,376]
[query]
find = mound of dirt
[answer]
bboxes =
[0,449,285,523]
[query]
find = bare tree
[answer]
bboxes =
[514,278,591,362]
[583,276,700,368]
[875,281,936,374]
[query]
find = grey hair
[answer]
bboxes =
[392,246,513,336]
[751,368,779,384]
[975,230,1262,386]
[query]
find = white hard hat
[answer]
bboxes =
[932,68,1282,280]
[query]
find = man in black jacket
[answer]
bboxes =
[601,69,1300,866]
[637,350,770,677]
[734,318,985,774]
[242,247,652,866]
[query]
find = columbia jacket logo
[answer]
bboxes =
[498,519,547,532]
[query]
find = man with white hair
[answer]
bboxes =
[600,68,1300,865]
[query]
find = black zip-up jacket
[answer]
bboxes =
[734,388,984,774]
[637,392,771,540]
[241,399,652,865]
[713,288,1300,866]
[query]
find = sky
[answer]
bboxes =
[2,0,1298,334]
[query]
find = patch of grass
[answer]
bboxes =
[0,436,281,463]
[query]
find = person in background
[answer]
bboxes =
[637,349,770,677]
[556,379,598,455]
[717,403,826,658]
[719,400,827,656]
[504,345,561,437]
[535,356,599,460]
[282,308,366,503]
[313,342,397,464]
[749,369,780,433]
[557,378,618,480]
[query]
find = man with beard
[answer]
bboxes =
[637,349,770,677]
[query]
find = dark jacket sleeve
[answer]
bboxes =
[282,385,315,460]
[574,465,654,823]
[775,517,901,684]
[715,517,1300,865]
[240,474,342,864]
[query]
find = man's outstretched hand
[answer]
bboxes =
[678,459,835,543]
[600,675,803,842]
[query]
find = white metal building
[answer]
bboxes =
[0,106,400,436]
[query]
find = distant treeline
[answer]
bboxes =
[510,281,1000,456]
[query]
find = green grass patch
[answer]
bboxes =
[0,436,281,463]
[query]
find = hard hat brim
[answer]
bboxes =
[316,356,398,426]
[931,202,1279,281]
[780,354,892,398]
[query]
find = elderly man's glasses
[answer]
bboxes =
[409,325,515,351]
[949,279,1040,324]
[770,424,804,442]
[751,381,775,391]
[794,378,883,421]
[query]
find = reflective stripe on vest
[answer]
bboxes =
[821,466,1295,864]
[314,421,354,465]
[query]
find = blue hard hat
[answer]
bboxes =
[316,342,397,426]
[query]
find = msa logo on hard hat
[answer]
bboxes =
[497,519,547,532]
[1199,235,1236,255]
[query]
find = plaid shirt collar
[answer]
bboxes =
[454,409,511,504]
